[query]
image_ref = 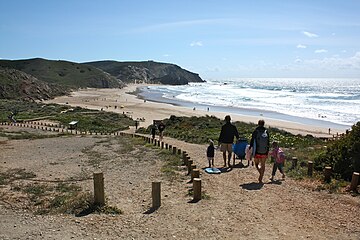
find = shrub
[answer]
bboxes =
[314,122,360,181]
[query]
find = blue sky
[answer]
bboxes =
[1,0,360,79]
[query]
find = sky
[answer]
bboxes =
[1,0,360,79]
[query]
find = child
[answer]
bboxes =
[207,140,215,168]
[270,141,286,181]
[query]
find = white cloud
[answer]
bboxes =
[315,49,328,53]
[302,31,318,38]
[163,54,170,57]
[296,44,307,49]
[190,41,203,47]
[304,52,360,70]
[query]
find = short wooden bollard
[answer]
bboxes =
[350,172,359,191]
[177,149,181,155]
[152,182,161,209]
[172,147,177,155]
[292,157,298,169]
[154,139,157,146]
[169,145,172,151]
[161,142,164,149]
[157,140,160,147]
[191,169,200,181]
[187,160,193,175]
[93,172,105,206]
[193,178,202,201]
[183,154,188,165]
[165,143,168,149]
[307,161,313,177]
[324,166,332,183]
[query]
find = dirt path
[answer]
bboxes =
[0,125,359,240]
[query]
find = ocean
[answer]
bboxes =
[138,78,360,130]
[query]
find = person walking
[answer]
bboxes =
[151,124,156,140]
[206,140,215,168]
[158,121,165,141]
[270,141,286,181]
[250,119,270,183]
[218,115,239,168]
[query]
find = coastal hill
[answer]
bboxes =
[0,58,204,100]
[0,58,124,89]
[85,60,205,85]
[0,67,68,101]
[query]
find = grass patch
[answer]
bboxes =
[0,100,135,133]
[0,129,65,140]
[0,168,36,185]
[158,149,183,180]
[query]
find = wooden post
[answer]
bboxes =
[350,172,359,191]
[191,169,200,181]
[172,146,177,155]
[169,145,172,151]
[152,181,161,209]
[292,157,298,169]
[193,178,202,201]
[177,149,181,155]
[154,139,157,146]
[161,142,164,149]
[157,140,160,147]
[93,172,105,206]
[324,166,332,183]
[307,161,313,177]
[187,160,193,175]
[165,143,168,149]
[183,154,188,165]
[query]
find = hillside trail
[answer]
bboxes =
[124,127,360,240]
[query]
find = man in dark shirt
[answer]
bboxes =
[218,115,239,167]
[250,119,270,183]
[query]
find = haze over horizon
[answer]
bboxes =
[1,0,360,79]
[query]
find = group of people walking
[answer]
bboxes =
[208,115,285,183]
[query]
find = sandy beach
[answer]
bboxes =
[45,84,345,137]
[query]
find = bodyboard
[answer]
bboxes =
[232,139,248,159]
[205,167,221,174]
[252,139,256,157]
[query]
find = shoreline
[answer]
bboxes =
[45,84,349,138]
[136,86,350,130]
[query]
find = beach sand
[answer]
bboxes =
[45,84,345,137]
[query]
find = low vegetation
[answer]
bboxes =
[0,100,135,133]
[315,122,360,181]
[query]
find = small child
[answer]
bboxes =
[207,140,215,168]
[270,141,286,181]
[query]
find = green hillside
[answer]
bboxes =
[0,67,68,100]
[0,58,124,88]
[85,60,205,85]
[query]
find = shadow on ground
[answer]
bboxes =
[240,182,264,190]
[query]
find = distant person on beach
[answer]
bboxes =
[270,141,285,181]
[158,121,165,141]
[207,140,215,168]
[250,119,270,183]
[218,115,239,167]
[135,120,139,130]
[151,124,156,140]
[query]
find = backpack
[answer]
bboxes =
[256,129,268,154]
